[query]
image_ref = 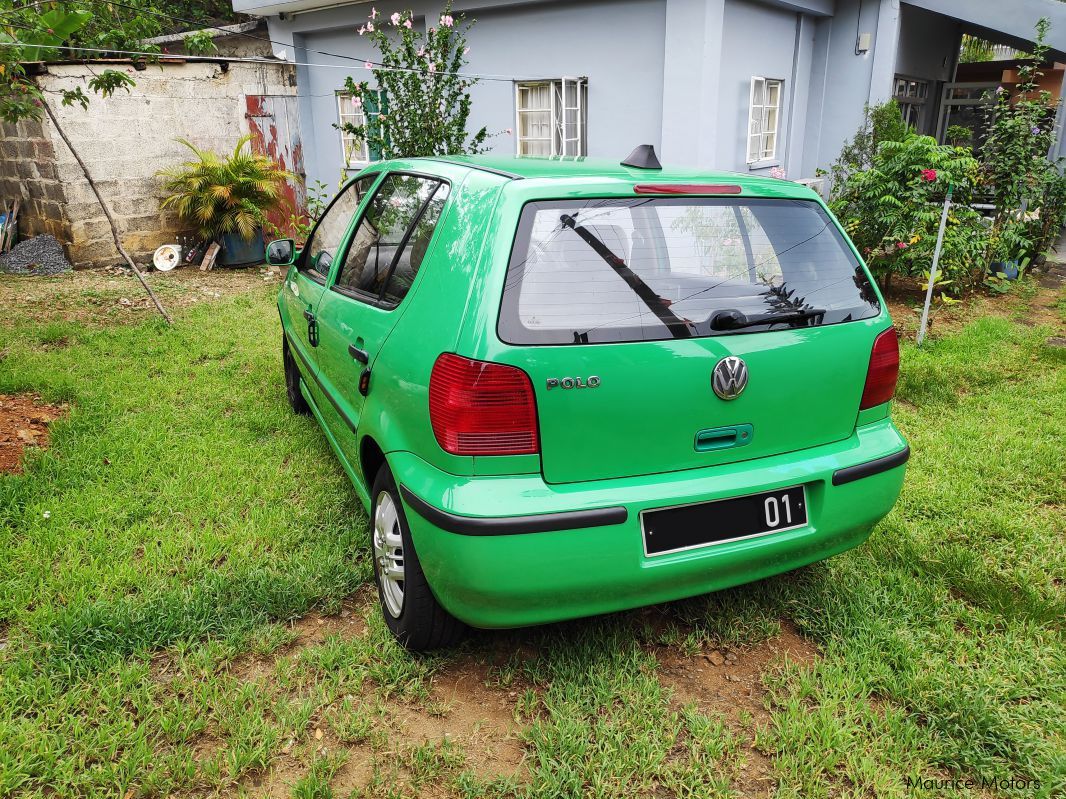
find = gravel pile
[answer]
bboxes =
[0,235,73,276]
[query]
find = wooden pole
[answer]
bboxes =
[42,101,172,325]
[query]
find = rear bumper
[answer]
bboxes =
[394,419,908,629]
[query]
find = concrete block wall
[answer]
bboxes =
[0,117,71,245]
[0,59,296,268]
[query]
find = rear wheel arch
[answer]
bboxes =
[359,434,387,492]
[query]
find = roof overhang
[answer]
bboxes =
[903,0,1066,60]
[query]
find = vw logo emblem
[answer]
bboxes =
[712,356,748,400]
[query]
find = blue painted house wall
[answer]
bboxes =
[235,0,1066,191]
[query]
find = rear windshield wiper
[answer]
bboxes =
[710,308,826,331]
[560,214,694,339]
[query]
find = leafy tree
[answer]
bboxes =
[336,2,490,160]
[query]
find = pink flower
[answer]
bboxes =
[352,95,362,107]
[403,18,412,28]
[440,14,454,26]
[370,6,378,18]
[896,241,908,250]
[366,21,375,31]
[358,25,366,35]
[416,47,425,57]
[504,127,513,135]
[390,11,401,25]
[463,46,470,55]
[428,62,436,73]
[920,169,937,182]
[364,60,373,69]
[769,166,786,180]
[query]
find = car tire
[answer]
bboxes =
[283,338,311,416]
[371,464,465,651]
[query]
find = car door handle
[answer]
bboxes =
[303,309,315,322]
[348,344,369,364]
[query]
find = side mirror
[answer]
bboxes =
[265,238,296,266]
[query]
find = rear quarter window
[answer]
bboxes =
[498,197,880,345]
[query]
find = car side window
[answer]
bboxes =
[333,174,446,304]
[302,174,377,281]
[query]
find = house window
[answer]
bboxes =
[337,92,369,168]
[515,78,587,157]
[894,76,930,131]
[747,77,783,164]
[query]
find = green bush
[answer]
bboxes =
[830,132,988,294]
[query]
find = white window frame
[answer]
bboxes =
[515,77,587,157]
[337,92,369,169]
[747,76,783,166]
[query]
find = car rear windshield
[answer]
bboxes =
[498,197,880,345]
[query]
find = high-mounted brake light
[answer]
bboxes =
[634,184,743,195]
[860,328,900,410]
[429,353,539,456]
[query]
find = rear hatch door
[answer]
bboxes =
[494,196,884,484]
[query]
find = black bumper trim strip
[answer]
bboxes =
[399,485,628,536]
[283,328,357,434]
[832,445,910,486]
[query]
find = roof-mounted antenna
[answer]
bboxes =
[621,144,662,170]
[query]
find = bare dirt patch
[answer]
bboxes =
[656,619,819,797]
[0,393,66,474]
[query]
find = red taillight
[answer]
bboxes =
[429,353,539,456]
[860,328,900,410]
[633,184,742,195]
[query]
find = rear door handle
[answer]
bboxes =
[348,344,369,364]
[303,308,315,322]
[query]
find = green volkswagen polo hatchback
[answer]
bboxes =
[270,148,908,650]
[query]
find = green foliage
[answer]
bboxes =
[336,2,490,160]
[981,22,1057,216]
[182,29,217,56]
[831,132,988,293]
[0,1,160,123]
[944,124,972,147]
[87,68,135,98]
[959,34,997,64]
[267,179,329,245]
[828,99,909,190]
[158,135,291,242]
[980,19,1064,261]
[0,5,91,122]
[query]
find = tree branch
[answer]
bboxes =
[42,99,172,324]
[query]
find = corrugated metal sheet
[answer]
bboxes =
[246,94,307,239]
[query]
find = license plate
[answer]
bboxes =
[641,485,808,557]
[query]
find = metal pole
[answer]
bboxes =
[917,184,952,347]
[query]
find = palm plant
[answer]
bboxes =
[158,135,290,242]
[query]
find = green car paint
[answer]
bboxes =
[276,154,908,631]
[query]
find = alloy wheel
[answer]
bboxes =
[373,491,405,618]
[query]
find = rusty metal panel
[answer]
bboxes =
[246,94,307,240]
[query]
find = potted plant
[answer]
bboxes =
[159,135,290,266]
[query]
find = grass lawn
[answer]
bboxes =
[0,268,1063,798]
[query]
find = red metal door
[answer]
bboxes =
[246,94,307,240]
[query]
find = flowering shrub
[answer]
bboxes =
[336,3,489,160]
[830,132,988,293]
[980,19,1066,261]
